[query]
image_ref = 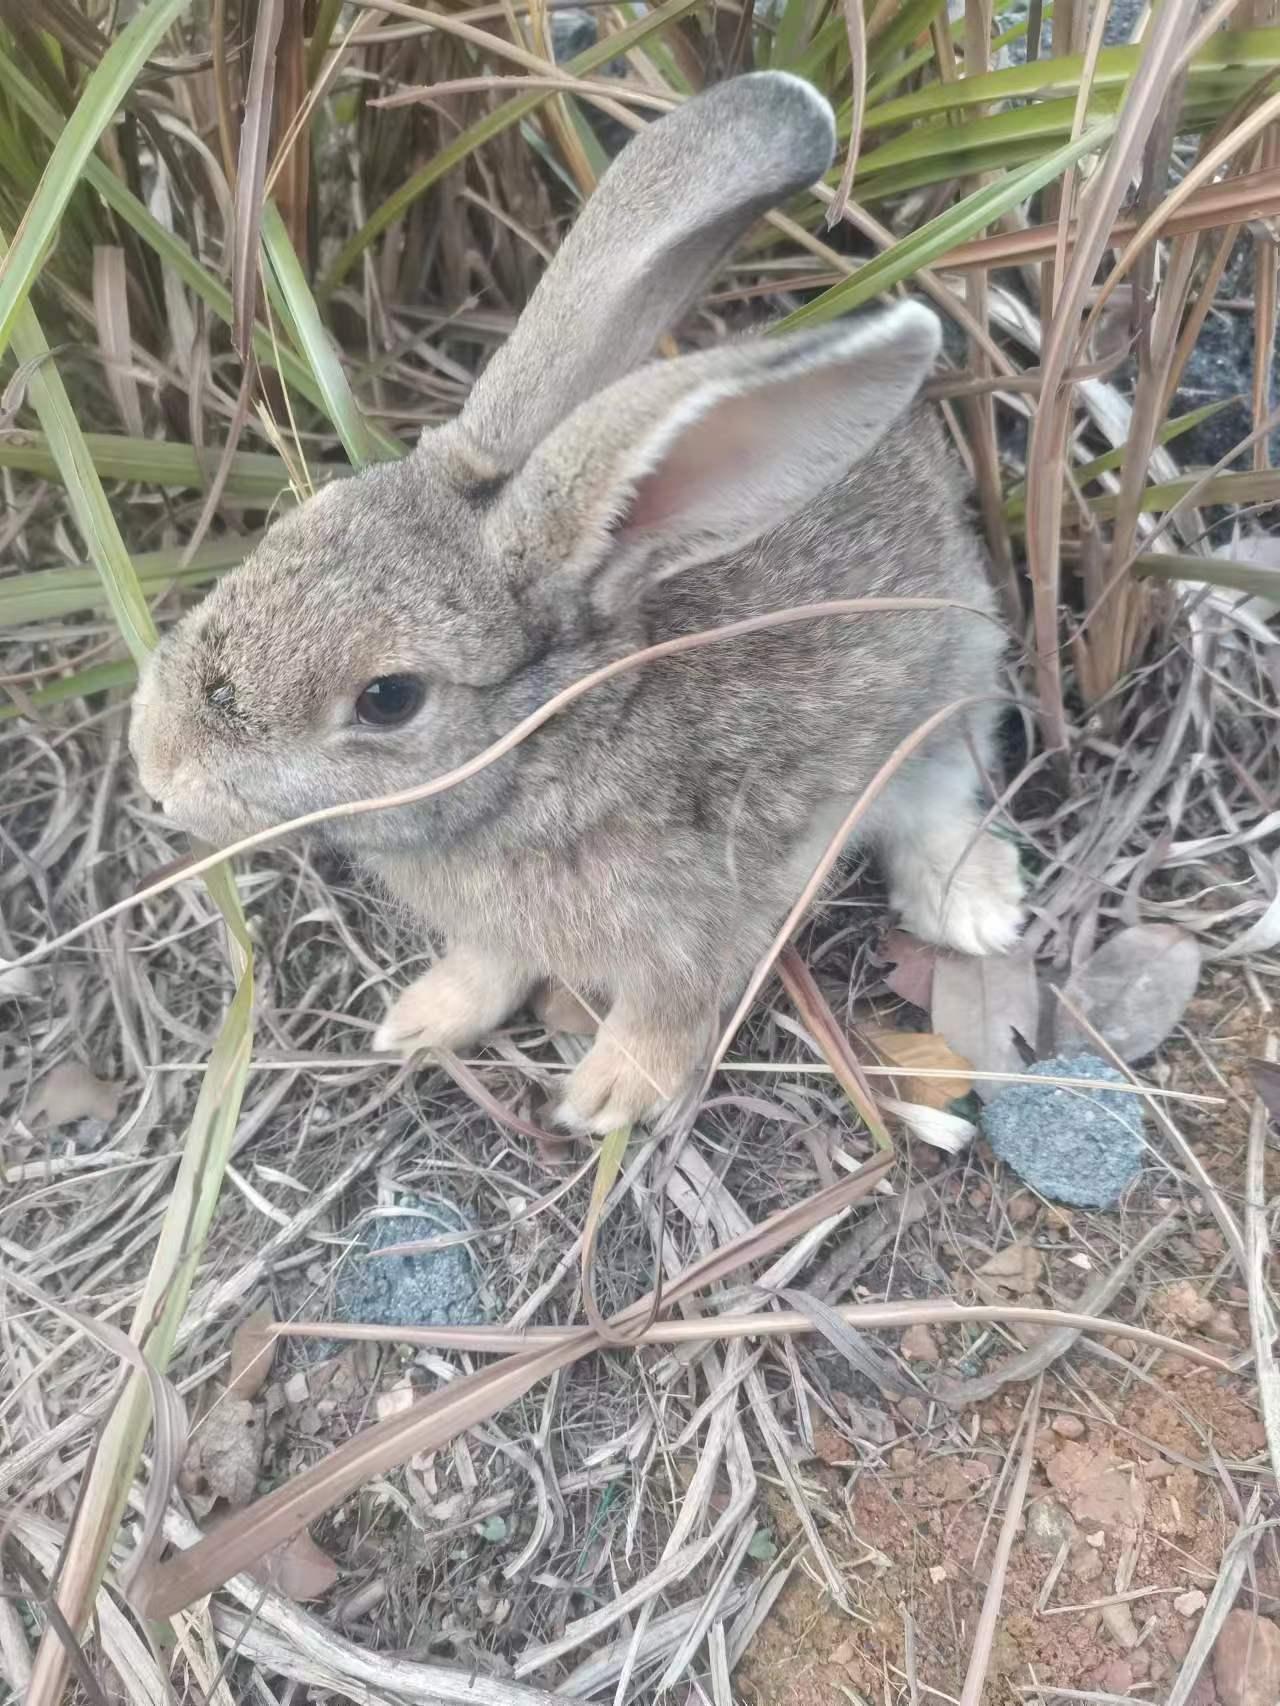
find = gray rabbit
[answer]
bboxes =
[131,72,1023,1133]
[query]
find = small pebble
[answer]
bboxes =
[979,1053,1146,1208]
[1051,1414,1086,1439]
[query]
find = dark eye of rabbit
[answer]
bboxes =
[355,675,426,728]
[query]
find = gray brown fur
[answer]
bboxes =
[131,73,1023,1133]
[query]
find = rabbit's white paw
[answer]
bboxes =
[890,827,1024,957]
[374,947,532,1055]
[555,1018,701,1135]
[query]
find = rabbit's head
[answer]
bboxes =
[131,72,943,857]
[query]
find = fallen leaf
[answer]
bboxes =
[880,1097,976,1153]
[977,1241,1043,1295]
[861,1026,973,1107]
[932,951,1041,1100]
[878,929,938,1010]
[257,1529,338,1601]
[1054,924,1201,1062]
[747,1529,777,1562]
[228,1307,276,1401]
[29,1062,121,1127]
[1249,1058,1280,1124]
[179,1399,264,1517]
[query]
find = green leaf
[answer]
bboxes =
[260,202,389,469]
[0,0,190,364]
[771,121,1115,332]
[747,1528,778,1561]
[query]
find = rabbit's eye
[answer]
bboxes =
[355,674,425,727]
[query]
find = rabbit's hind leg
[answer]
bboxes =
[374,943,536,1055]
[872,747,1025,957]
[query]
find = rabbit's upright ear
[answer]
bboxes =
[490,301,942,607]
[458,73,835,465]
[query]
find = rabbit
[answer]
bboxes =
[130,70,1025,1136]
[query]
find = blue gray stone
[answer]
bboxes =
[980,1053,1147,1208]
[332,1202,485,1331]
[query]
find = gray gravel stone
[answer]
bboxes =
[980,1053,1146,1208]
[332,1203,485,1331]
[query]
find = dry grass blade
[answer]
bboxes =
[827,0,868,226]
[935,1212,1176,1405]
[1245,1034,1280,1488]
[778,946,891,1147]
[1,1273,188,1597]
[231,0,283,362]
[1165,1489,1267,1706]
[134,1155,894,1616]
[958,1377,1041,1706]
[134,1339,592,1620]
[91,245,143,437]
[271,1297,1229,1373]
[24,965,253,1706]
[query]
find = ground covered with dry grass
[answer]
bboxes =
[3,1,1280,1703]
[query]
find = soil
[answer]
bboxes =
[738,979,1279,1706]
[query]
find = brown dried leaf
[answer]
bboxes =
[932,951,1041,1099]
[227,1307,276,1401]
[179,1399,264,1518]
[862,1026,973,1108]
[976,1241,1043,1295]
[256,1529,338,1602]
[878,929,937,1010]
[1054,924,1201,1062]
[30,1062,120,1127]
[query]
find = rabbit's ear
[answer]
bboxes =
[458,73,835,465]
[491,302,942,606]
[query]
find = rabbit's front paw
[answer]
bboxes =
[891,827,1025,957]
[555,1018,702,1135]
[374,947,533,1056]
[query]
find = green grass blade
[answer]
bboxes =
[862,27,1280,132]
[0,49,404,458]
[0,535,250,625]
[260,202,388,469]
[772,121,1116,332]
[317,0,704,299]
[3,235,156,661]
[1003,400,1235,517]
[1132,552,1280,596]
[0,0,189,363]
[0,658,137,724]
[0,430,306,500]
